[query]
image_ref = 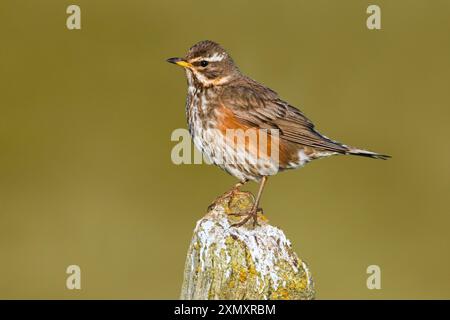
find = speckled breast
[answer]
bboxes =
[185,87,280,182]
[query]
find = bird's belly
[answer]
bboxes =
[192,126,280,182]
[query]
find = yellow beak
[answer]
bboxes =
[166,57,192,68]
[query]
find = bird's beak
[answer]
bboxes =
[166,57,192,68]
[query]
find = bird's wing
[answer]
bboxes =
[219,82,349,154]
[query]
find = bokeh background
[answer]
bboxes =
[0,0,449,299]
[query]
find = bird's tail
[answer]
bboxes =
[346,147,391,160]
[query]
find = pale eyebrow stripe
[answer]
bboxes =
[189,53,227,63]
[205,53,226,62]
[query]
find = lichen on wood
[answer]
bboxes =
[180,191,315,300]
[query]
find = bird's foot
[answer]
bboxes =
[207,182,247,212]
[230,207,263,228]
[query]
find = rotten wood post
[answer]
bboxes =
[180,191,315,300]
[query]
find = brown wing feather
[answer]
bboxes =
[219,78,349,154]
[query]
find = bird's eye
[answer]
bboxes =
[200,60,209,67]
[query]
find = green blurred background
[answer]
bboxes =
[0,0,449,299]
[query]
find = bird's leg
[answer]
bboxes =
[231,176,268,228]
[208,179,249,211]
[229,179,249,194]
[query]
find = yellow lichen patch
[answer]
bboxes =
[248,265,257,277]
[244,249,257,277]
[193,241,200,250]
[270,287,290,300]
[257,212,269,222]
[225,235,234,246]
[239,269,248,282]
[227,192,254,212]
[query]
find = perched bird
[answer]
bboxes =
[167,40,389,227]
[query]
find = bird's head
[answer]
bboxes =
[167,40,240,87]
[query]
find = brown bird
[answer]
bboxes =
[167,40,389,227]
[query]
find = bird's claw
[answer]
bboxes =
[230,207,262,228]
[207,182,249,212]
[208,189,236,211]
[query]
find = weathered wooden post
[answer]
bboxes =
[180,191,315,300]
